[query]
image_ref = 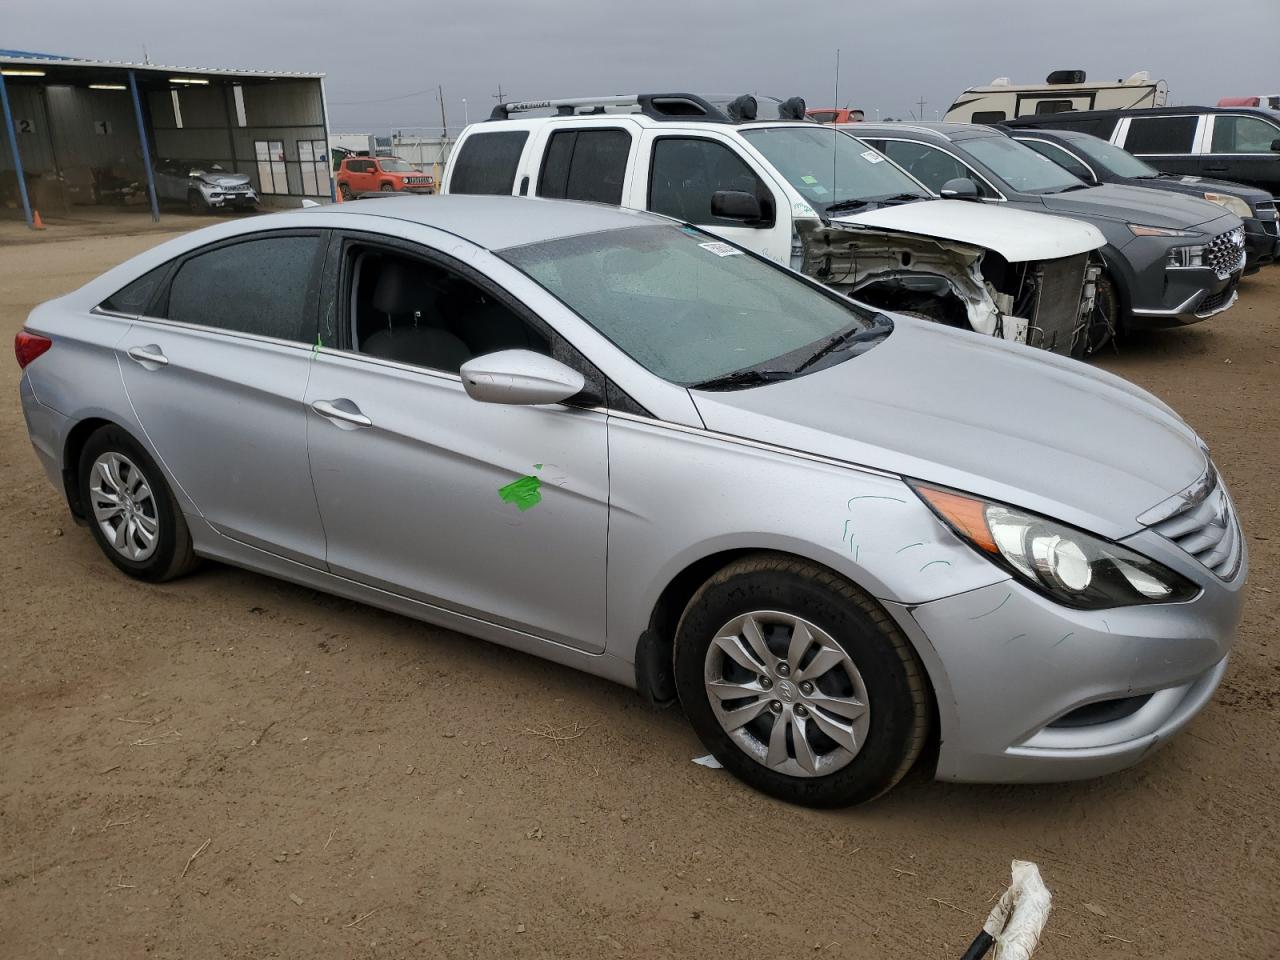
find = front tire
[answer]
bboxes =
[674,554,929,807]
[379,182,395,192]
[78,426,199,582]
[187,191,209,215]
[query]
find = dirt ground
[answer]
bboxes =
[1,227,1276,960]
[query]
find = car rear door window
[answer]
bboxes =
[99,265,170,317]
[648,137,771,226]
[449,131,529,195]
[868,140,997,197]
[538,128,632,204]
[1124,116,1198,154]
[1211,115,1280,153]
[164,235,323,342]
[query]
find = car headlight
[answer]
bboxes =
[1168,244,1206,269]
[1202,193,1252,219]
[1128,223,1198,238]
[911,483,1199,609]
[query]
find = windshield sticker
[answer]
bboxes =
[499,465,543,511]
[793,201,818,217]
[800,175,819,185]
[812,185,829,196]
[861,150,885,164]
[698,241,743,258]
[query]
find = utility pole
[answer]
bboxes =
[915,96,927,120]
[438,85,448,139]
[493,82,507,104]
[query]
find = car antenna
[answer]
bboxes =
[832,48,840,202]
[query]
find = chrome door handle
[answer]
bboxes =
[311,398,372,428]
[126,345,168,367]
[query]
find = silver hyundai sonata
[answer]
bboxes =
[15,196,1246,806]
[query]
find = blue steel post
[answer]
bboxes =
[128,70,161,222]
[0,71,34,228]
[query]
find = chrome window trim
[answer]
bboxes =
[1014,136,1099,183]
[128,312,319,354]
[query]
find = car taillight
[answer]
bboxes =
[15,330,52,369]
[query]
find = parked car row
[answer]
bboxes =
[440,92,1252,356]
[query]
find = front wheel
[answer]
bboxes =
[187,191,209,215]
[1074,268,1120,358]
[379,182,395,192]
[674,554,929,807]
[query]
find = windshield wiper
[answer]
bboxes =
[1046,183,1094,194]
[691,368,798,391]
[793,317,894,374]
[874,192,929,204]
[824,198,871,214]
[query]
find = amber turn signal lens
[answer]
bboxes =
[914,485,999,554]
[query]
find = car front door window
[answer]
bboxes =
[648,137,774,226]
[1211,115,1280,153]
[870,140,997,197]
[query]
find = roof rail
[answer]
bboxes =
[489,92,733,123]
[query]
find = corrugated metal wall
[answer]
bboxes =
[149,79,329,199]
[45,86,145,176]
[0,83,55,175]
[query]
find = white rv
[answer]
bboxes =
[945,70,1168,124]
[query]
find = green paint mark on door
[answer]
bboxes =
[499,474,543,511]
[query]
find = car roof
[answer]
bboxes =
[855,121,1000,142]
[318,194,664,250]
[1004,105,1280,125]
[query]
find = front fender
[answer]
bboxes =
[604,414,1007,663]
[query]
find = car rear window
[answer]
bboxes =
[538,128,631,205]
[449,131,528,195]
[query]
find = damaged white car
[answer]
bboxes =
[442,93,1106,356]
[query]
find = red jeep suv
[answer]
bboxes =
[337,156,434,198]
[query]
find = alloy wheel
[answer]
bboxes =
[88,451,160,562]
[703,611,871,778]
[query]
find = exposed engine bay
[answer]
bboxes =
[796,219,1101,356]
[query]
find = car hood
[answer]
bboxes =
[199,173,252,188]
[1037,183,1230,229]
[835,199,1104,261]
[690,316,1205,539]
[1148,175,1275,206]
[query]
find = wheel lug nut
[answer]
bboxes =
[760,677,772,690]
[776,663,790,677]
[769,700,783,714]
[795,705,808,718]
[800,681,813,696]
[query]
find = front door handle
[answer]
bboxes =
[126,344,168,368]
[311,398,372,429]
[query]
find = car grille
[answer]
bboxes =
[1196,282,1237,315]
[1146,467,1243,579]
[1206,227,1246,279]
[406,176,431,185]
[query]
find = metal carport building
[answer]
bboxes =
[0,51,334,227]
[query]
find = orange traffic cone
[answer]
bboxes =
[31,209,46,230]
[334,186,343,204]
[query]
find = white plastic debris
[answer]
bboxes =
[983,860,1052,960]
[691,754,723,769]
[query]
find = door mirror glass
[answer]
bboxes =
[939,177,980,199]
[709,189,763,223]
[460,349,586,406]
[1272,139,1280,153]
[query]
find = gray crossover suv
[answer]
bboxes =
[16,196,1245,806]
[857,123,1247,352]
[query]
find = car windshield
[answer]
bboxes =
[962,135,1085,193]
[1069,136,1160,179]
[499,223,885,386]
[740,126,927,210]
[379,159,415,172]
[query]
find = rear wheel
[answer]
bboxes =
[78,426,199,582]
[674,554,929,807]
[339,182,354,201]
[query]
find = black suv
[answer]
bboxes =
[1006,127,1279,271]
[1002,106,1280,198]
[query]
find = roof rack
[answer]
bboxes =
[489,92,734,123]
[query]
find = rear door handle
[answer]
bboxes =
[126,344,168,368]
[311,398,372,429]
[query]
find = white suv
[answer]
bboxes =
[442,93,1106,354]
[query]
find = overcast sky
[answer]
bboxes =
[6,0,1278,133]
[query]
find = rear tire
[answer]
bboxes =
[78,426,199,583]
[674,553,929,807]
[339,183,354,200]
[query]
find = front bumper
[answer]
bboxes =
[204,189,259,208]
[1243,217,1280,272]
[887,537,1245,784]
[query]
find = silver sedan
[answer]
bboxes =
[15,196,1245,806]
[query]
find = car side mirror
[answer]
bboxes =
[460,349,586,406]
[939,177,981,200]
[710,189,764,223]
[1271,138,1280,152]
